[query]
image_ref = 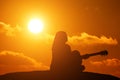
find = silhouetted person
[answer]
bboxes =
[50,31,109,80]
[50,31,72,76]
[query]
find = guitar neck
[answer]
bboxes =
[81,52,100,59]
[82,50,108,59]
[88,52,101,57]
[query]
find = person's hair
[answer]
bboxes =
[52,31,68,50]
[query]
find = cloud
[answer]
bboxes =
[0,51,49,75]
[68,32,118,46]
[86,58,120,77]
[36,32,118,47]
[0,21,117,46]
[32,32,118,54]
[90,58,120,67]
[0,21,21,36]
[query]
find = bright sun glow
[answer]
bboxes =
[28,18,44,34]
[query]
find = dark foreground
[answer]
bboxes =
[0,71,119,80]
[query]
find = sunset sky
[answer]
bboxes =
[0,0,120,77]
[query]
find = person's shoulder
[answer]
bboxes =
[65,44,70,47]
[65,44,71,49]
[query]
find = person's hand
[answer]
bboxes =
[83,54,90,59]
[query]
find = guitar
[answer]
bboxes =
[82,50,108,59]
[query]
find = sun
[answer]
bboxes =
[28,18,44,34]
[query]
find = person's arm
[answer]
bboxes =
[81,54,90,59]
[65,44,72,54]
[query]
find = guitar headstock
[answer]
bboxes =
[99,50,108,56]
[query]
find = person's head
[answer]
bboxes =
[54,31,68,44]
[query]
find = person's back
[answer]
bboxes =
[51,44,71,73]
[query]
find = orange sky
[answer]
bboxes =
[0,0,120,78]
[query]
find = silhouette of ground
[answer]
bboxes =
[0,70,119,80]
